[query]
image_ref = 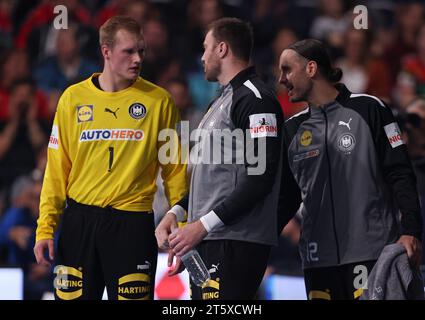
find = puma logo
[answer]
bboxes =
[338,118,352,130]
[137,261,151,270]
[208,263,220,274]
[105,107,119,119]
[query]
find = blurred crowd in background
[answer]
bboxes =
[0,0,424,299]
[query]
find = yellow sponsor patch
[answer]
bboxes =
[300,130,312,146]
[77,105,93,123]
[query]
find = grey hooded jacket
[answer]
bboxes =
[280,84,422,269]
[177,67,284,246]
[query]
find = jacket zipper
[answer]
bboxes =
[190,90,227,218]
[322,108,341,264]
[197,88,227,129]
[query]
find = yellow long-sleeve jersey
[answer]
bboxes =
[36,74,187,241]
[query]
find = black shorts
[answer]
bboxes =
[304,260,376,300]
[190,239,271,300]
[54,199,157,300]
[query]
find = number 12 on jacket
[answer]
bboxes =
[306,242,319,262]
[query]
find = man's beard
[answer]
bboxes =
[290,81,312,103]
[205,60,221,82]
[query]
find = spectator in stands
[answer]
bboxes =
[243,0,282,53]
[259,26,307,118]
[0,48,50,121]
[182,0,223,112]
[337,28,370,93]
[0,176,37,267]
[140,18,175,85]
[165,78,203,133]
[15,0,92,64]
[95,0,156,28]
[396,23,425,108]
[121,0,151,26]
[0,0,14,50]
[337,28,392,101]
[185,0,223,60]
[95,0,126,28]
[0,79,49,192]
[0,175,52,299]
[35,24,98,115]
[310,0,351,50]
[385,1,424,88]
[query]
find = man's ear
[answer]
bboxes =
[101,44,111,60]
[306,61,318,78]
[217,41,228,59]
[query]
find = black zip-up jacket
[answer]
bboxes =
[177,66,284,245]
[279,84,422,269]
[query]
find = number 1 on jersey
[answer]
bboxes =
[108,147,114,172]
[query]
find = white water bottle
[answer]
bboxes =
[181,250,211,287]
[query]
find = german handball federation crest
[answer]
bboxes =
[337,133,356,153]
[129,103,147,120]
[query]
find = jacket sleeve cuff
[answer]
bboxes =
[400,213,423,241]
[200,210,224,233]
[35,233,54,242]
[168,205,186,222]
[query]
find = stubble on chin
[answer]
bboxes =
[204,63,220,83]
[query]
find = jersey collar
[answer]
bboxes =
[229,66,257,90]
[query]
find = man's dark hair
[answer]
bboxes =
[289,39,343,83]
[207,17,253,62]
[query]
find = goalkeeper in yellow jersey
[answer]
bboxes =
[33,16,187,300]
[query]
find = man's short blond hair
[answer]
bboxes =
[99,15,142,47]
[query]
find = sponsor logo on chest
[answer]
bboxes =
[79,129,144,142]
[300,130,312,146]
[77,105,94,123]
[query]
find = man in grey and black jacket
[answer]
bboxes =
[155,18,284,299]
[278,39,423,300]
